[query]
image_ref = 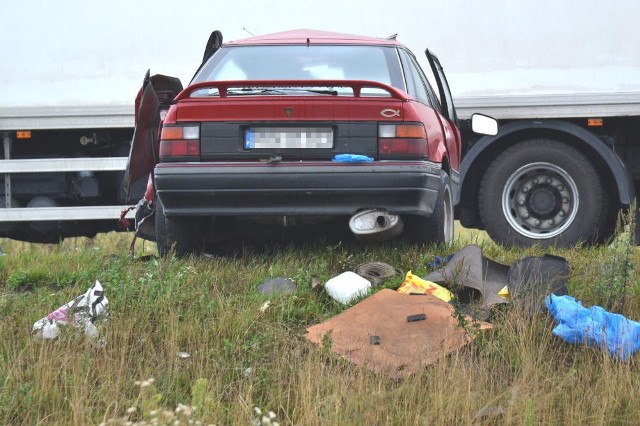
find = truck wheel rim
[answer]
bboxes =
[502,162,579,240]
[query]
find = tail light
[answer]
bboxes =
[378,123,428,159]
[159,125,200,160]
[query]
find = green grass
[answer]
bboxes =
[1,224,640,425]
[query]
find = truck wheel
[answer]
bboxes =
[478,139,606,247]
[155,196,202,257]
[406,172,454,245]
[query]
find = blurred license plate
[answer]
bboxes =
[245,127,333,149]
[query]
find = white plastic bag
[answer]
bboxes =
[32,280,108,339]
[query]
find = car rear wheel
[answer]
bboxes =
[155,196,203,257]
[154,197,169,257]
[478,139,607,247]
[406,172,454,245]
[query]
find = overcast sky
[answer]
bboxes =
[2,0,640,106]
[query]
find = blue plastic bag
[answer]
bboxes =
[426,254,455,269]
[545,294,640,360]
[332,154,374,163]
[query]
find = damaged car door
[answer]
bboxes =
[123,71,183,200]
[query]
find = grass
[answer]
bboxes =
[1,223,640,425]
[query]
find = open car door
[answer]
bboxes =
[425,50,458,126]
[123,71,183,200]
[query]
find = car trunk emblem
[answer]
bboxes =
[380,109,400,118]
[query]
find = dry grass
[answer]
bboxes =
[1,226,639,425]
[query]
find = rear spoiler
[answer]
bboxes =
[174,80,411,101]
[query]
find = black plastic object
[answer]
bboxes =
[425,244,568,317]
[507,254,568,315]
[425,244,509,309]
[406,313,427,322]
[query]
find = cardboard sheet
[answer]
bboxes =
[306,289,491,378]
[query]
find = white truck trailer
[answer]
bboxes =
[2,0,639,245]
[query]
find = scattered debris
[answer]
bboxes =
[258,277,297,295]
[310,275,321,290]
[498,285,510,300]
[426,245,509,309]
[425,244,568,316]
[259,300,271,313]
[306,289,492,378]
[546,294,640,360]
[397,270,453,302]
[332,154,374,162]
[325,271,371,304]
[177,352,191,359]
[426,254,454,269]
[121,197,156,256]
[243,367,253,378]
[508,254,568,314]
[32,280,108,340]
[406,313,426,322]
[355,262,398,286]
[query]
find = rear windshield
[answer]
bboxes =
[192,45,405,92]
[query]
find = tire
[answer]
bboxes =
[154,197,170,257]
[478,139,607,247]
[406,172,454,245]
[154,196,202,257]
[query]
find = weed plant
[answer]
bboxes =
[0,226,639,424]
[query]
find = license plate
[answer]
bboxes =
[245,127,333,149]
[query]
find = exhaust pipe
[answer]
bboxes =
[349,209,403,242]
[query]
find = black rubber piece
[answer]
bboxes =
[406,313,427,322]
[354,262,398,287]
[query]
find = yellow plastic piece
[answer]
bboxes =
[397,270,454,302]
[498,285,510,300]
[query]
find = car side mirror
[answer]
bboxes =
[471,113,498,136]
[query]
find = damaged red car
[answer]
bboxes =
[124,29,496,256]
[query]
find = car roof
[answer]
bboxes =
[225,29,401,47]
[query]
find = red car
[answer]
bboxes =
[125,29,496,255]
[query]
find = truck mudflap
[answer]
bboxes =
[123,71,183,200]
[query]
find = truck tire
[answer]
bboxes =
[155,197,202,257]
[406,172,454,245]
[478,139,606,247]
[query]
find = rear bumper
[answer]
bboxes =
[154,161,443,217]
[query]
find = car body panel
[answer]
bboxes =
[154,160,443,217]
[123,73,183,199]
[426,50,462,170]
[225,29,402,47]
